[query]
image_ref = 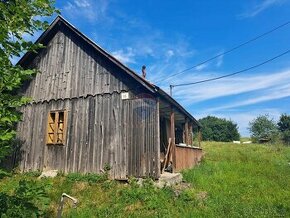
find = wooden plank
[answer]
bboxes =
[156,98,160,178]
[170,108,176,171]
[188,123,193,146]
[162,138,172,173]
[175,146,203,171]
[198,126,202,148]
[185,118,189,145]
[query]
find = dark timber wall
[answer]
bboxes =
[17,23,160,179]
[21,25,130,101]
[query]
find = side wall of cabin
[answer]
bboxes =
[17,23,160,179]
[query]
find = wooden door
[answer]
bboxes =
[124,98,160,179]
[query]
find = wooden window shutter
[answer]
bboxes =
[46,110,68,145]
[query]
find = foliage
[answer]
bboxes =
[23,170,42,177]
[182,141,290,217]
[0,0,58,162]
[0,180,50,217]
[248,114,279,142]
[198,116,240,142]
[0,142,290,217]
[278,114,290,145]
[66,172,108,184]
[0,169,11,180]
[1,142,289,217]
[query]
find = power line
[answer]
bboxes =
[170,49,290,88]
[156,20,290,84]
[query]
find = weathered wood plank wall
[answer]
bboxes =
[21,25,130,102]
[175,145,202,172]
[124,98,160,179]
[17,24,160,179]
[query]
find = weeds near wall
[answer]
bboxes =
[0,180,50,217]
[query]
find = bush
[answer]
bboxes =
[198,116,240,142]
[0,169,11,180]
[66,172,107,184]
[248,114,278,143]
[278,114,290,145]
[0,180,50,217]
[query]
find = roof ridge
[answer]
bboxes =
[17,16,200,126]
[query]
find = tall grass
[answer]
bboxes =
[0,142,289,217]
[182,142,290,217]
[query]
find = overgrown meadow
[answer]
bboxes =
[1,142,290,217]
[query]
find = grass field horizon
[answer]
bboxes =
[1,141,290,217]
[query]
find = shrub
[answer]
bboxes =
[0,169,11,180]
[0,180,50,217]
[66,173,107,184]
[198,116,240,142]
[278,114,290,145]
[248,114,278,143]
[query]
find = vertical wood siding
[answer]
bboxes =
[124,98,160,179]
[175,146,202,171]
[21,26,130,102]
[17,24,160,179]
[18,94,159,179]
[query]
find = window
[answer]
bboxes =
[47,110,67,145]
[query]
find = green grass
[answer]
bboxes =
[1,142,290,217]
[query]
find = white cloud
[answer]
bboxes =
[74,0,90,7]
[210,82,290,111]
[216,53,224,67]
[63,0,109,23]
[111,47,136,64]
[171,69,290,105]
[195,63,208,71]
[166,50,174,58]
[240,0,286,18]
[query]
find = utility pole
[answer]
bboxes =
[170,84,174,96]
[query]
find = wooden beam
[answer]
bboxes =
[198,126,202,147]
[188,123,193,145]
[184,118,189,145]
[170,107,176,171]
[156,98,160,177]
[162,138,172,173]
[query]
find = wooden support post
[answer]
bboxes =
[162,138,172,173]
[188,123,193,145]
[198,126,202,147]
[156,98,160,177]
[170,108,176,171]
[185,118,189,145]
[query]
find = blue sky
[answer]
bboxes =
[22,0,290,136]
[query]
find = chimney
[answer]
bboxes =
[142,65,146,79]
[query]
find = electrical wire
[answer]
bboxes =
[171,49,290,87]
[156,20,290,84]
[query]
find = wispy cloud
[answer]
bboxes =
[165,50,175,59]
[216,53,224,67]
[63,0,110,23]
[169,69,290,106]
[112,47,136,64]
[210,82,290,111]
[239,0,286,18]
[195,63,208,71]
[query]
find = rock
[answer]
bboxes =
[154,172,183,188]
[38,170,58,179]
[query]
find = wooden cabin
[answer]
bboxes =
[16,16,202,180]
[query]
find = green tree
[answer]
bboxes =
[198,116,240,142]
[0,1,57,161]
[248,114,278,143]
[277,114,290,145]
